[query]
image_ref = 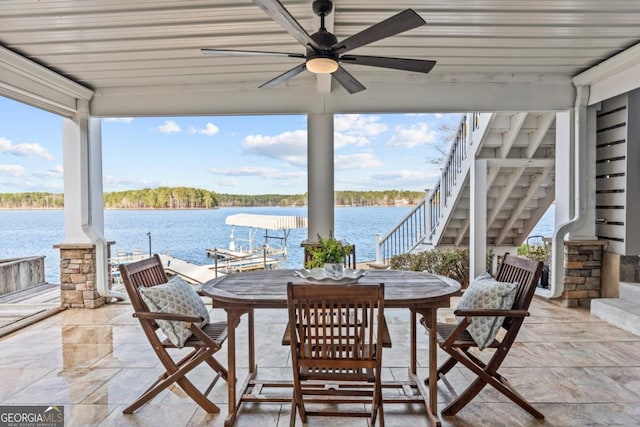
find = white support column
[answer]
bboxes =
[555,110,574,228]
[543,85,595,299]
[568,105,597,240]
[88,117,106,236]
[60,102,117,305]
[87,117,116,300]
[61,102,106,243]
[307,113,335,242]
[470,159,488,279]
[62,104,92,243]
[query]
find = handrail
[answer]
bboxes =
[375,114,472,264]
[439,115,469,204]
[375,197,427,264]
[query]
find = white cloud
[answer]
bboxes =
[386,122,437,148]
[104,117,134,123]
[34,165,63,177]
[103,175,154,191]
[334,132,369,149]
[157,120,181,134]
[0,136,54,160]
[211,166,279,177]
[333,114,388,149]
[272,171,306,180]
[335,153,383,170]
[241,130,307,167]
[190,122,219,136]
[0,164,27,177]
[371,169,441,185]
[210,167,305,183]
[217,178,240,188]
[335,115,387,136]
[336,168,442,191]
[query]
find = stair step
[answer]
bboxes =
[619,282,640,300]
[591,297,640,336]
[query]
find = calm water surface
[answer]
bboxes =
[0,205,554,284]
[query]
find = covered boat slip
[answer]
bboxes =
[206,214,308,260]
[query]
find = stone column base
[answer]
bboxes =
[556,240,607,309]
[53,243,106,309]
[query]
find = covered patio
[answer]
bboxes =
[2,0,640,306]
[1,298,639,426]
[2,1,640,425]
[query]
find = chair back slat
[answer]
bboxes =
[119,254,168,313]
[288,283,384,373]
[494,254,543,331]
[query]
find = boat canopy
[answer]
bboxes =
[225,214,307,230]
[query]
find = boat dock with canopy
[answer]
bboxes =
[206,213,308,259]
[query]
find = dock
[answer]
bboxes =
[157,254,221,284]
[0,282,63,337]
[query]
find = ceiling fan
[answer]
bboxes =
[201,0,436,94]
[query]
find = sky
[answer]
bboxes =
[0,95,462,195]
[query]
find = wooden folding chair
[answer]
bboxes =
[424,254,544,419]
[287,282,385,426]
[119,254,228,414]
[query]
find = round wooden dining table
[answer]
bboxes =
[202,268,461,427]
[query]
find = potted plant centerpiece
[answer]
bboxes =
[304,235,354,276]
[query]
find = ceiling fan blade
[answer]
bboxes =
[259,63,307,89]
[253,0,320,50]
[201,48,305,59]
[340,55,436,73]
[332,9,425,54]
[332,66,366,94]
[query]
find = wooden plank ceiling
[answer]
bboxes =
[1,0,639,115]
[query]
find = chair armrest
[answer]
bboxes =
[134,311,204,323]
[453,308,530,318]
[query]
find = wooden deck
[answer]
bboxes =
[0,282,62,337]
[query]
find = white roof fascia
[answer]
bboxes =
[0,46,93,117]
[91,76,575,117]
[573,42,640,105]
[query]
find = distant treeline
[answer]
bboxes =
[216,190,424,207]
[216,193,305,207]
[334,190,424,206]
[0,188,426,209]
[0,192,64,209]
[104,187,218,209]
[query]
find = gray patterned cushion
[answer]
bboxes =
[455,272,518,350]
[139,275,210,348]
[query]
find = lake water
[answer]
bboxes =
[0,205,554,284]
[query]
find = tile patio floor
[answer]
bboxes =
[1,296,639,426]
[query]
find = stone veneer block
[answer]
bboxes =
[54,243,105,309]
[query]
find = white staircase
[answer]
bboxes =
[377,112,557,262]
[591,282,640,336]
[430,112,556,247]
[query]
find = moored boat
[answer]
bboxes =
[206,213,308,262]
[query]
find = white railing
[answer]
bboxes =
[375,114,476,264]
[375,197,427,264]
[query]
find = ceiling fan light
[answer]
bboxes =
[306,57,338,74]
